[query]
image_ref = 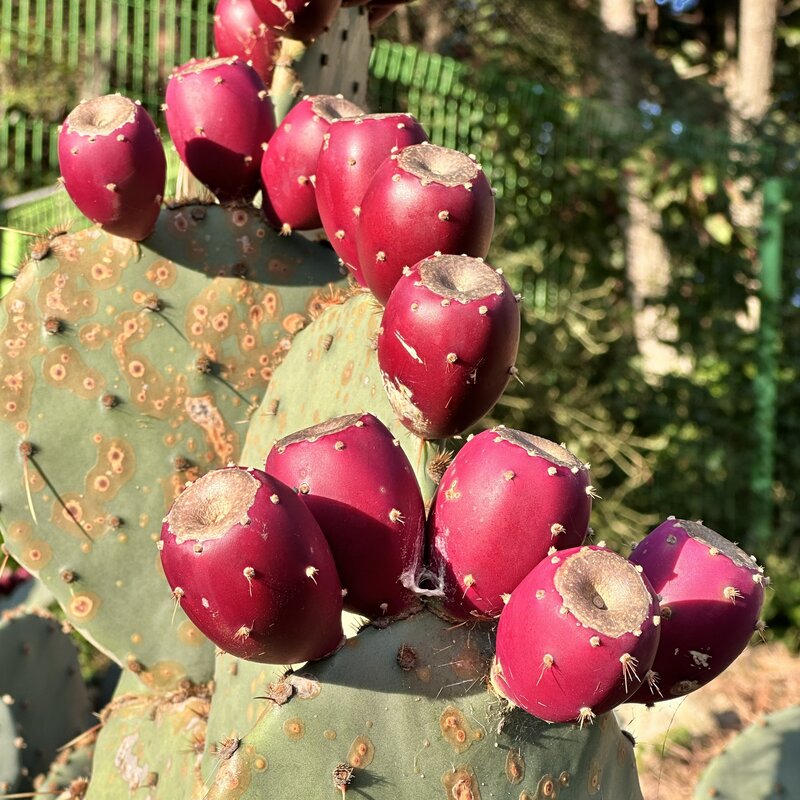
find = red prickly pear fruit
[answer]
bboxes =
[377,254,521,440]
[214,0,280,87]
[427,428,592,620]
[315,113,429,285]
[159,466,344,664]
[57,94,166,241]
[266,413,426,618]
[0,567,31,596]
[250,0,340,42]
[492,545,662,725]
[164,57,275,202]
[626,517,767,704]
[260,94,364,233]
[356,142,495,304]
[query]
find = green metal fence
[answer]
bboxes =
[0,3,795,558]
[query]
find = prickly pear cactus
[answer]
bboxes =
[35,728,96,800]
[269,7,372,123]
[694,705,800,800]
[0,608,95,791]
[0,699,21,795]
[201,612,644,799]
[241,291,438,501]
[84,671,210,800]
[0,204,347,685]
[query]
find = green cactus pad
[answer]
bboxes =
[694,705,800,800]
[201,611,643,799]
[84,671,210,800]
[34,728,96,799]
[0,204,348,686]
[0,608,94,791]
[241,292,438,503]
[269,6,371,124]
[0,699,22,795]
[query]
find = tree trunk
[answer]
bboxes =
[735,0,779,122]
[600,0,636,36]
[600,0,686,377]
[725,0,779,335]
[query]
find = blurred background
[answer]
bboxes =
[0,0,796,643]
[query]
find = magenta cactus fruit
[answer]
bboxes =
[626,517,767,704]
[250,0,339,41]
[0,567,31,596]
[57,94,166,240]
[260,94,364,233]
[159,466,344,664]
[356,142,496,304]
[377,253,521,439]
[493,545,662,725]
[427,428,592,620]
[213,0,279,86]
[265,413,426,618]
[315,112,429,285]
[164,56,275,201]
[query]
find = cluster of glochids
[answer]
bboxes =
[159,410,768,727]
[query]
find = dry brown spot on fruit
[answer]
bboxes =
[445,479,461,501]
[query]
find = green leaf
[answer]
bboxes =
[704,213,734,245]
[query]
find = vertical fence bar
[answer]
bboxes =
[751,176,785,550]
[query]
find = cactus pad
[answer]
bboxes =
[0,699,22,795]
[202,611,644,798]
[269,7,371,123]
[85,671,210,800]
[0,204,347,685]
[694,705,800,800]
[0,609,94,791]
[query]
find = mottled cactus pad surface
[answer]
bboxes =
[84,672,210,800]
[202,612,643,799]
[242,292,437,503]
[0,204,346,684]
